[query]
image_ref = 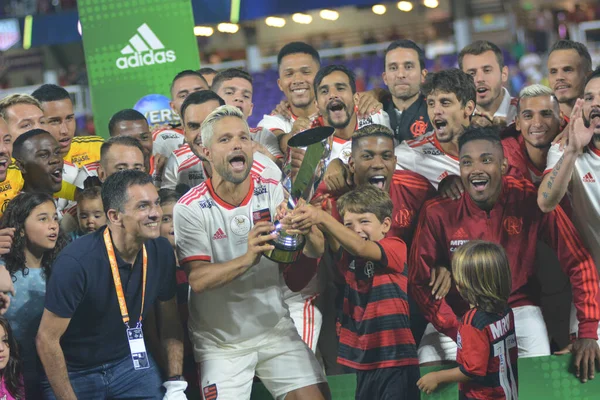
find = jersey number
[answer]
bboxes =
[493,333,518,400]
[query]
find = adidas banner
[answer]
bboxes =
[78,0,199,138]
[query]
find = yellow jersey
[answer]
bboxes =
[64,135,104,168]
[0,166,23,216]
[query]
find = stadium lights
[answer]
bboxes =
[265,16,286,28]
[194,26,214,36]
[372,5,387,15]
[423,0,439,8]
[319,9,339,21]
[397,1,413,12]
[292,13,313,24]
[217,23,239,33]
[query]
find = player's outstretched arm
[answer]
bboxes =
[183,222,278,293]
[417,367,470,394]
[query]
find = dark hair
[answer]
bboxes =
[338,185,393,223]
[458,40,504,70]
[277,41,321,67]
[180,90,225,123]
[102,170,154,214]
[211,68,253,93]
[585,66,600,87]
[0,316,24,399]
[198,67,218,76]
[76,186,102,203]
[351,124,395,152]
[108,109,147,137]
[170,70,209,94]
[421,68,476,107]
[31,84,71,103]
[12,129,52,160]
[158,188,182,206]
[314,65,357,95]
[549,40,593,72]
[458,125,503,153]
[100,136,146,166]
[385,39,426,71]
[0,192,67,281]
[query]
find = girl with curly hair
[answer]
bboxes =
[2,192,67,398]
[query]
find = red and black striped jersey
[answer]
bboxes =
[457,307,518,400]
[409,176,600,341]
[335,236,418,370]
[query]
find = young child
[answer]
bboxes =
[0,316,24,400]
[72,186,106,240]
[417,240,518,399]
[291,185,419,400]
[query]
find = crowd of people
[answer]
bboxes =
[0,35,597,400]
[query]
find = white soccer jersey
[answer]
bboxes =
[394,130,459,189]
[152,127,185,158]
[174,173,289,354]
[258,112,296,134]
[250,127,284,159]
[73,161,100,189]
[545,143,600,269]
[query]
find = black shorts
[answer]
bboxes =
[355,365,420,400]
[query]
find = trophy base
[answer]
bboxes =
[263,240,305,264]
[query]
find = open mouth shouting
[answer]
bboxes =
[0,157,8,175]
[51,166,63,184]
[228,153,247,173]
[327,100,347,118]
[476,85,490,98]
[368,175,386,190]
[47,232,58,242]
[589,108,600,130]
[469,175,489,193]
[433,118,448,134]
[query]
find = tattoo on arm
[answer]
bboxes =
[547,156,564,190]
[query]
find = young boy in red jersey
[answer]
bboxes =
[418,240,518,399]
[290,185,419,399]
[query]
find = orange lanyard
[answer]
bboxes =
[103,227,147,328]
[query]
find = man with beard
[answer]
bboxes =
[547,40,592,119]
[173,105,330,399]
[161,91,280,191]
[394,69,475,189]
[459,41,517,129]
[381,40,431,141]
[152,70,209,158]
[410,126,600,382]
[539,68,600,317]
[211,68,283,163]
[13,129,64,196]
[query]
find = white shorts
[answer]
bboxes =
[417,305,551,364]
[198,318,325,400]
[287,295,322,353]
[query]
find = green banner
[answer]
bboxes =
[78,0,199,138]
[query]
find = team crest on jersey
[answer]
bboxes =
[72,154,90,164]
[203,384,218,400]
[252,208,271,224]
[253,183,267,196]
[230,215,251,236]
[410,118,428,137]
[199,199,215,209]
[394,209,414,228]
[503,217,522,236]
[364,261,375,278]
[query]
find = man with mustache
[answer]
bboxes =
[411,126,600,382]
[459,41,517,129]
[539,68,600,346]
[173,105,330,400]
[547,40,592,119]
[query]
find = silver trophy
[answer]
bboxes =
[263,126,334,264]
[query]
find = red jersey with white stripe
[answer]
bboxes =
[545,143,600,271]
[409,176,600,341]
[457,307,519,400]
[173,173,288,355]
[152,126,185,158]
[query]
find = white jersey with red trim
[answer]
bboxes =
[250,127,284,158]
[55,160,80,216]
[258,112,297,134]
[394,130,459,189]
[545,143,600,268]
[152,127,185,158]
[73,161,100,188]
[173,173,288,352]
[475,87,518,124]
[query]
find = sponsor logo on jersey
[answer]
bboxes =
[198,199,215,209]
[212,228,228,240]
[358,115,374,128]
[450,227,470,252]
[583,172,596,183]
[253,184,267,196]
[502,216,522,236]
[457,332,462,349]
[188,172,204,181]
[72,154,90,164]
[0,182,12,192]
[422,149,443,156]
[116,23,176,70]
[160,133,181,141]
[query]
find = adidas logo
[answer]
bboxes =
[453,227,468,239]
[116,23,176,70]
[212,228,228,240]
[583,172,596,183]
[438,171,449,181]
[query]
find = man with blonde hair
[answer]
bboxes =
[174,105,330,400]
[0,94,46,138]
